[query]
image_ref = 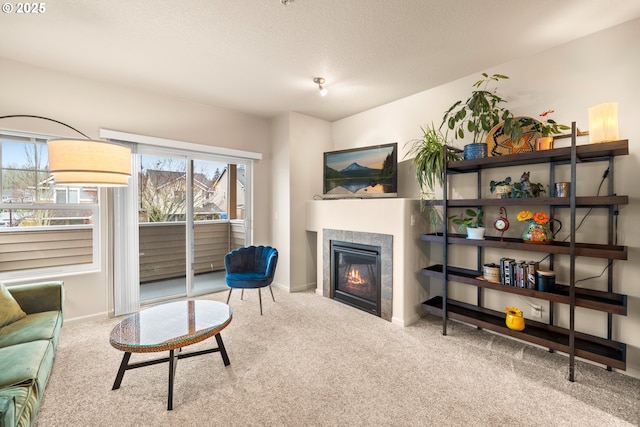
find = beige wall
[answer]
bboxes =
[269,114,291,288]
[271,112,332,292]
[329,19,640,378]
[289,113,332,291]
[0,57,271,320]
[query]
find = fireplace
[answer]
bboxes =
[322,229,393,321]
[330,240,381,316]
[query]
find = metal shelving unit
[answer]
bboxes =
[421,126,629,380]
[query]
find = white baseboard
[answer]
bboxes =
[392,313,421,327]
[65,311,111,324]
[272,281,316,293]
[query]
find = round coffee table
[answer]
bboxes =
[109,300,232,410]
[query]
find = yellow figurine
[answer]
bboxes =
[505,307,525,331]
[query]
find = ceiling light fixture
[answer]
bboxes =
[313,77,328,96]
[0,115,131,186]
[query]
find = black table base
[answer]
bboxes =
[112,333,230,410]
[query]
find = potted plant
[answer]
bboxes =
[489,176,512,198]
[405,123,462,233]
[449,208,485,239]
[532,109,571,150]
[440,73,514,160]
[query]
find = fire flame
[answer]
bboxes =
[346,268,366,286]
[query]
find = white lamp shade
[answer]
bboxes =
[48,139,131,186]
[588,102,619,144]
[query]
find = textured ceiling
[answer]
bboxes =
[1,0,640,122]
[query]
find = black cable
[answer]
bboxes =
[560,166,609,242]
[537,253,550,263]
[538,167,610,265]
[570,166,617,285]
[575,260,613,285]
[614,207,619,246]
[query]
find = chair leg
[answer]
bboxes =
[226,289,232,304]
[258,288,263,315]
[268,285,275,302]
[241,289,244,300]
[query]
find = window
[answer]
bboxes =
[0,132,100,279]
[55,188,80,204]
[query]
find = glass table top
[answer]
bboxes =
[109,300,232,352]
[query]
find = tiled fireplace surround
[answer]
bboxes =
[306,198,426,326]
[322,229,393,321]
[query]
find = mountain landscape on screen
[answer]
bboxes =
[323,143,397,198]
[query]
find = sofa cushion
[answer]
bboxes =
[0,284,26,328]
[226,272,272,288]
[0,341,54,393]
[0,395,16,427]
[0,312,63,350]
[0,385,38,427]
[8,282,64,317]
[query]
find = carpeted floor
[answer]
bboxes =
[35,289,639,426]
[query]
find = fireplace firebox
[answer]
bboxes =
[330,240,381,316]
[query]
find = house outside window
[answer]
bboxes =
[55,188,81,204]
[0,132,100,279]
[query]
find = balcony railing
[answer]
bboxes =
[0,225,93,273]
[0,220,244,282]
[139,220,245,283]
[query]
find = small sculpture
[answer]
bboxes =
[513,171,545,198]
[505,307,525,331]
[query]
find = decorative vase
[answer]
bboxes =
[463,143,488,160]
[522,219,562,244]
[505,307,525,331]
[554,182,571,198]
[493,184,512,199]
[536,136,554,150]
[466,226,485,240]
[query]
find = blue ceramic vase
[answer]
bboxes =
[463,143,488,160]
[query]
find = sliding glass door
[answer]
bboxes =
[137,153,188,300]
[191,158,245,295]
[135,147,251,302]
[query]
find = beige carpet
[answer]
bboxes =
[36,289,639,426]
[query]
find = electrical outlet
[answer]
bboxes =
[531,305,542,318]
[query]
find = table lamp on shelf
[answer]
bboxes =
[588,102,619,144]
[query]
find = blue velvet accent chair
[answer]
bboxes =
[224,245,278,315]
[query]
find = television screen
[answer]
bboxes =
[323,142,397,199]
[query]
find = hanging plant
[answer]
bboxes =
[405,123,462,232]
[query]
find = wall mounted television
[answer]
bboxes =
[323,142,398,199]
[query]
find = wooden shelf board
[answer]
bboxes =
[421,265,627,315]
[436,195,629,207]
[446,140,629,173]
[422,296,626,370]
[420,233,627,260]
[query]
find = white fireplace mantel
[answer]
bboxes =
[305,198,430,326]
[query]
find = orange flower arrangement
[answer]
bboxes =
[518,209,559,244]
[517,210,550,225]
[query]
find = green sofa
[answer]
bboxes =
[0,281,64,427]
